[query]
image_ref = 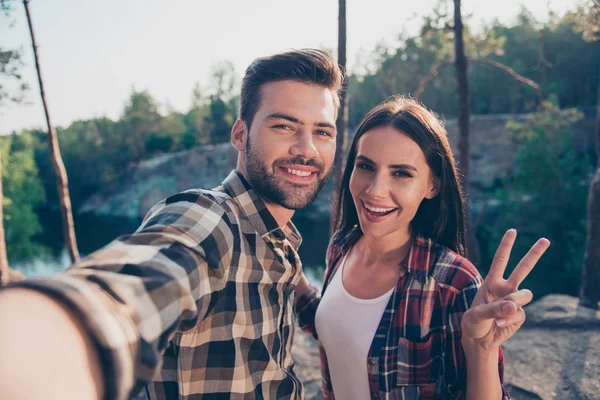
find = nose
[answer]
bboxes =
[365,173,388,199]
[289,129,318,159]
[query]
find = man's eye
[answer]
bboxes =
[356,162,374,171]
[273,124,292,130]
[316,130,332,137]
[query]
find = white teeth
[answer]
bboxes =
[365,204,395,213]
[286,168,312,177]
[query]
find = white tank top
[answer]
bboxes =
[315,253,394,400]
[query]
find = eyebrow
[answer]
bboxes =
[356,155,418,172]
[265,112,336,130]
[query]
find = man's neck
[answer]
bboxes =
[263,201,294,231]
[235,167,294,229]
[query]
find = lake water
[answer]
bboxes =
[14,209,329,286]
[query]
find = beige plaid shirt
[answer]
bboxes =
[12,170,305,399]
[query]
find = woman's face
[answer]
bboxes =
[349,125,438,240]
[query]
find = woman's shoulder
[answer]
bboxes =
[428,241,483,293]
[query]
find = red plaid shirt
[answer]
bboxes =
[296,228,510,399]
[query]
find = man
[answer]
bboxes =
[0,48,343,400]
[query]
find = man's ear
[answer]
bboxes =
[425,176,440,199]
[231,119,247,152]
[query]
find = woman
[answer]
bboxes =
[295,96,550,399]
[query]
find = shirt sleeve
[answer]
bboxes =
[5,191,233,400]
[443,270,510,399]
[295,282,321,339]
[294,231,344,340]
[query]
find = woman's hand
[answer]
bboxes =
[461,229,551,351]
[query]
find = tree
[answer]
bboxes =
[331,0,348,233]
[487,102,588,298]
[0,0,28,109]
[183,83,211,147]
[122,89,162,161]
[0,0,30,283]
[24,0,79,263]
[0,151,9,285]
[574,0,600,309]
[0,149,25,285]
[414,0,542,263]
[207,96,234,144]
[2,133,47,264]
[453,0,470,190]
[209,61,237,101]
[206,62,237,144]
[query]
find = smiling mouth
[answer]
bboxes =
[277,166,318,182]
[362,201,398,218]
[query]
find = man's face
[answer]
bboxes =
[241,80,337,210]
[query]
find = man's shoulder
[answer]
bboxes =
[429,244,482,294]
[165,186,233,207]
[140,187,240,233]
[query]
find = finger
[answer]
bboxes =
[487,229,517,279]
[467,300,518,322]
[496,308,526,328]
[508,238,551,287]
[500,289,534,308]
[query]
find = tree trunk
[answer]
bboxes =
[453,0,470,195]
[331,0,348,234]
[453,0,477,261]
[0,151,9,285]
[0,152,25,286]
[23,0,79,263]
[579,75,600,310]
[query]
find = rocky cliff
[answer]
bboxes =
[80,112,596,220]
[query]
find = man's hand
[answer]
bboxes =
[461,229,551,351]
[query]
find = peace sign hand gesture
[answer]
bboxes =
[461,229,551,351]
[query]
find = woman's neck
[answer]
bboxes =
[355,228,413,267]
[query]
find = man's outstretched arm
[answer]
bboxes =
[0,192,231,400]
[0,289,104,400]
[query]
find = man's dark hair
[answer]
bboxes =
[239,48,344,129]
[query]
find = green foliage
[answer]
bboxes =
[1,133,47,262]
[207,96,235,144]
[122,90,162,161]
[566,1,600,42]
[2,5,596,274]
[29,85,238,209]
[0,0,29,107]
[347,7,600,127]
[480,101,590,297]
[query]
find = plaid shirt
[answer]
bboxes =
[11,171,306,400]
[296,227,510,400]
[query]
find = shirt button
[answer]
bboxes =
[368,358,377,365]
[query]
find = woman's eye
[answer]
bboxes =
[393,170,412,178]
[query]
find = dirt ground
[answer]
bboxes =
[292,295,600,400]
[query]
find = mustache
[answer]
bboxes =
[275,157,324,171]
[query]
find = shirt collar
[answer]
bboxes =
[401,236,435,284]
[221,170,302,250]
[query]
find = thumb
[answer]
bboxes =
[467,300,518,323]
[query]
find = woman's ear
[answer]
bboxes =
[231,119,247,152]
[426,176,440,199]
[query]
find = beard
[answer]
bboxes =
[245,141,330,210]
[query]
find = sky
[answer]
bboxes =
[1,0,580,134]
